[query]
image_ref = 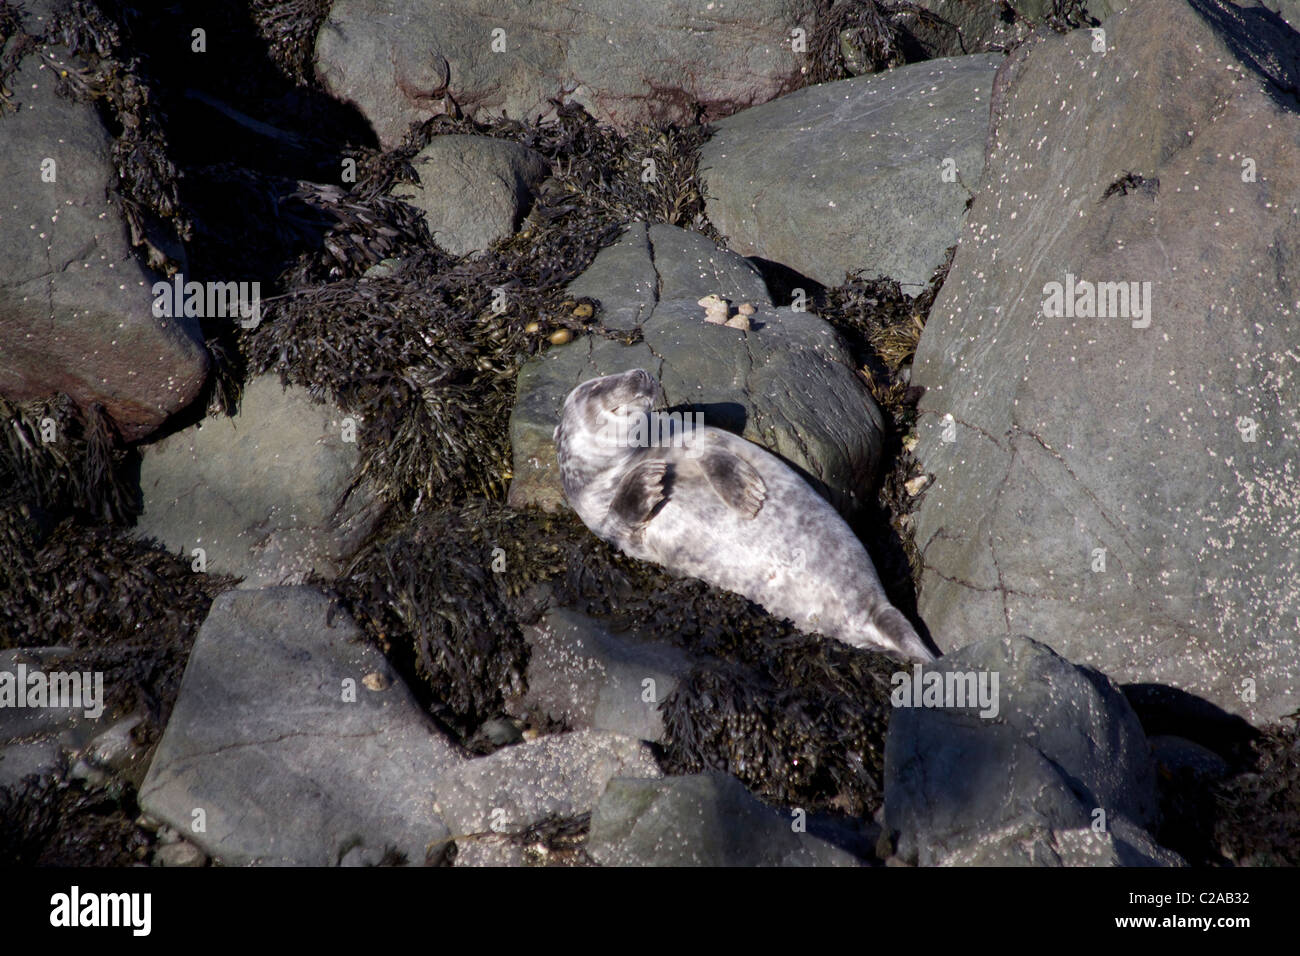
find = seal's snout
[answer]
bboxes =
[607,368,658,409]
[620,368,657,400]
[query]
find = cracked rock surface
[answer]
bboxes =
[508,222,889,518]
[138,586,461,866]
[0,46,207,440]
[883,635,1179,866]
[911,0,1300,725]
[700,54,1001,291]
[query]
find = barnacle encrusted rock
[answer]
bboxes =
[0,31,207,440]
[910,0,1300,725]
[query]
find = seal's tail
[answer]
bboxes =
[865,606,937,662]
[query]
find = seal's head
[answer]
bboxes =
[555,369,660,496]
[556,369,658,442]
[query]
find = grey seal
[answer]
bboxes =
[554,369,936,661]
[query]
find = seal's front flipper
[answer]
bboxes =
[609,459,670,528]
[699,450,766,518]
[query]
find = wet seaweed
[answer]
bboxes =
[0,510,237,740]
[1047,0,1101,32]
[800,0,961,83]
[335,499,900,814]
[244,103,716,508]
[0,395,138,526]
[247,0,332,87]
[0,772,153,866]
[1211,723,1300,866]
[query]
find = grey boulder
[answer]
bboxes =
[883,635,1177,866]
[134,374,385,587]
[138,587,460,866]
[430,729,660,845]
[701,54,1001,291]
[391,135,550,257]
[314,0,808,147]
[587,772,861,866]
[0,33,207,440]
[508,608,693,743]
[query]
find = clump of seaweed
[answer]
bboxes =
[247,0,333,87]
[333,502,592,742]
[1211,723,1300,866]
[806,0,906,81]
[661,640,897,816]
[0,772,154,866]
[0,510,236,740]
[800,0,964,82]
[245,103,717,508]
[1047,0,1100,32]
[810,247,954,596]
[0,394,138,526]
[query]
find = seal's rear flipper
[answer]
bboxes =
[866,607,937,662]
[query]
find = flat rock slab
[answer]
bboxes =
[139,587,460,866]
[0,29,207,440]
[430,729,660,838]
[508,222,888,518]
[588,772,861,866]
[134,374,384,587]
[883,635,1171,866]
[910,0,1300,726]
[314,0,807,147]
[701,54,1001,291]
[392,135,549,257]
[508,608,693,742]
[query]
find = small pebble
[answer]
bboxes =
[904,475,931,496]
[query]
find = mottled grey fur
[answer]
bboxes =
[554,369,936,661]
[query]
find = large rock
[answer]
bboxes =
[429,729,661,839]
[587,772,861,866]
[314,0,808,147]
[910,0,1300,726]
[391,136,550,257]
[134,374,385,587]
[138,587,460,866]
[508,222,890,518]
[0,24,207,440]
[883,635,1174,866]
[508,608,693,742]
[701,54,1001,291]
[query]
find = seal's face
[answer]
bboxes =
[555,370,661,499]
[557,369,659,444]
